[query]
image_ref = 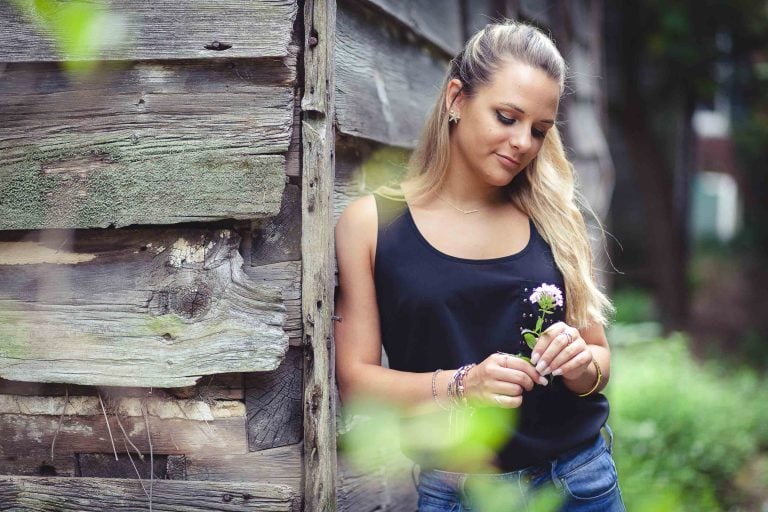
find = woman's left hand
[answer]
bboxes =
[531,321,593,380]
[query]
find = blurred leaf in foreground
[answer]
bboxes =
[12,0,128,74]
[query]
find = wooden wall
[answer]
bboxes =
[0,0,612,510]
[0,1,305,509]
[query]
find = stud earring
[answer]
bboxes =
[448,110,461,124]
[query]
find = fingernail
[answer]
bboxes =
[538,376,549,386]
[531,352,540,365]
[535,360,547,373]
[552,369,563,376]
[541,366,551,376]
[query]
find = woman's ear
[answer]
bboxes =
[444,78,465,116]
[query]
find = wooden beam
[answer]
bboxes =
[185,443,302,487]
[0,475,299,511]
[358,0,463,55]
[246,348,303,451]
[335,3,448,148]
[0,0,298,62]
[0,58,295,229]
[0,228,288,387]
[301,0,338,509]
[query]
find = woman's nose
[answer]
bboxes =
[509,125,532,153]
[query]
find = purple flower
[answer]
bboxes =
[529,283,564,309]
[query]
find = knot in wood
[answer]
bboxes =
[172,283,212,318]
[308,35,319,47]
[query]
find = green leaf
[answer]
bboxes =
[524,332,537,350]
[535,316,543,332]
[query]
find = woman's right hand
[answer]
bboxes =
[463,352,548,408]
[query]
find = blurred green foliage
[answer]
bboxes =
[608,329,768,510]
[11,0,127,74]
[611,287,658,324]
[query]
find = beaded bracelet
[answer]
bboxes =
[577,358,603,397]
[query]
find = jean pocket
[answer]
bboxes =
[417,493,460,512]
[417,473,461,511]
[559,448,618,500]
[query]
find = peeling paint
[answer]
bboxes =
[168,237,207,268]
[0,242,96,265]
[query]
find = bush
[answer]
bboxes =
[607,329,768,510]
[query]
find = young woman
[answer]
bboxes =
[334,20,625,511]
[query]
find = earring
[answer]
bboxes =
[448,110,461,124]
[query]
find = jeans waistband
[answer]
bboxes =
[417,424,613,486]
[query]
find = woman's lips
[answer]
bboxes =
[495,153,520,168]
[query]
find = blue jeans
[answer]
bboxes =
[416,425,625,512]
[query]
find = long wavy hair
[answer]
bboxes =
[400,20,613,328]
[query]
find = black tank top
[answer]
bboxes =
[372,189,609,471]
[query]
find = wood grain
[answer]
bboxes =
[0,0,298,62]
[0,58,294,229]
[335,3,448,147]
[246,348,303,451]
[0,228,288,387]
[0,475,299,511]
[302,0,339,509]
[358,0,463,55]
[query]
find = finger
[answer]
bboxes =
[547,338,585,374]
[499,368,536,391]
[501,357,547,387]
[535,328,573,375]
[493,394,523,409]
[552,350,593,378]
[531,321,567,365]
[492,381,524,397]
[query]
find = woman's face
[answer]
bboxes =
[446,59,561,187]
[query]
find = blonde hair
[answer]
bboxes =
[402,20,613,328]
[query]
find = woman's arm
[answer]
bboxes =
[334,195,544,411]
[334,195,447,410]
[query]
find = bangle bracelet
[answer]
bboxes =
[577,358,602,397]
[432,369,450,410]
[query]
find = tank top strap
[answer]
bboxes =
[373,189,408,230]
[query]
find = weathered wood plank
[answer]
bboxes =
[0,412,247,463]
[75,453,180,480]
[185,443,302,487]
[302,0,339,509]
[246,348,303,451]
[0,0,298,62]
[1,152,286,229]
[0,228,287,387]
[244,261,303,347]
[251,184,302,265]
[0,58,295,229]
[0,476,299,511]
[0,374,244,401]
[357,0,463,55]
[336,3,448,147]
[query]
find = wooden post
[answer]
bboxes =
[301,0,337,510]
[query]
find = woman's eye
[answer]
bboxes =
[532,128,546,139]
[496,111,515,125]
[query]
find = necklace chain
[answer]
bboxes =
[435,192,482,214]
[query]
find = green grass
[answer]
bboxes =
[607,328,768,510]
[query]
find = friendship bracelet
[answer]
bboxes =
[432,369,450,411]
[577,358,602,397]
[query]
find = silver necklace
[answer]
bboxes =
[435,192,482,214]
